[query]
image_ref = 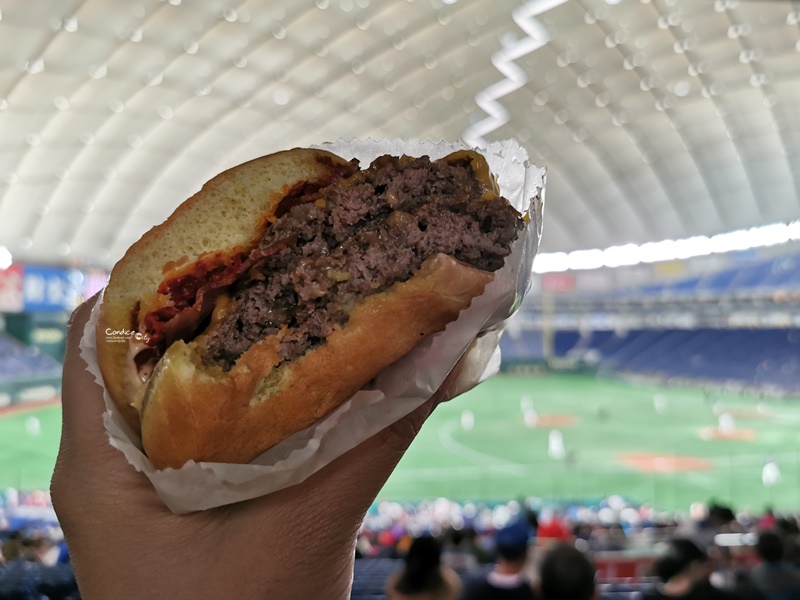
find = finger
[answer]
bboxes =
[54,294,162,515]
[57,293,141,480]
[60,294,108,444]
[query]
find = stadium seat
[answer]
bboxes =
[508,325,800,391]
[0,334,62,383]
[663,277,702,296]
[553,331,581,356]
[621,252,800,297]
[351,558,402,598]
[500,330,545,362]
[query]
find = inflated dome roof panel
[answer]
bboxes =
[0,0,798,267]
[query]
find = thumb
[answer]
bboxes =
[55,294,109,462]
[52,294,149,512]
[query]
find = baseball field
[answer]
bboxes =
[381,374,800,512]
[2,374,800,512]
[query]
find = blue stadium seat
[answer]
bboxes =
[0,334,62,382]
[763,255,800,289]
[664,277,702,296]
[498,325,800,391]
[554,331,581,356]
[727,260,774,291]
[351,558,402,598]
[622,252,800,297]
[695,268,740,294]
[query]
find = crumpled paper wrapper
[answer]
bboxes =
[79,138,545,513]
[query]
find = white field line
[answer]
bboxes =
[392,419,800,484]
[437,420,529,476]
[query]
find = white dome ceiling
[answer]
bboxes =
[0,0,798,269]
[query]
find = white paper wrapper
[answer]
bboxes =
[79,138,545,513]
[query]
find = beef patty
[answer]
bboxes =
[202,154,523,371]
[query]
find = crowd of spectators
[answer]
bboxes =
[0,488,63,564]
[0,491,76,600]
[357,496,800,599]
[4,488,800,598]
[356,496,800,561]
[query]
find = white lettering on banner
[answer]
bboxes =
[24,274,46,304]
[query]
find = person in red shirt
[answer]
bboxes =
[536,511,571,542]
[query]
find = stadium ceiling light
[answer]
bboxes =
[567,248,604,270]
[709,229,750,254]
[533,220,800,273]
[745,223,789,247]
[533,251,569,273]
[638,239,677,263]
[602,244,640,267]
[674,236,711,259]
[0,246,12,270]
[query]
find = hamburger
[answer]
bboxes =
[97,147,524,469]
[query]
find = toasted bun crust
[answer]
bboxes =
[97,147,498,468]
[140,254,492,468]
[97,149,353,433]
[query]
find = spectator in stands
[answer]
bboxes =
[748,530,800,599]
[601,523,627,551]
[709,504,737,533]
[51,296,471,600]
[442,528,479,572]
[709,545,762,599]
[645,538,739,599]
[709,545,737,590]
[525,507,539,536]
[2,531,32,562]
[386,535,461,600]
[356,530,378,558]
[759,508,777,531]
[28,536,60,566]
[536,509,571,543]
[538,543,597,600]
[460,523,536,600]
[2,532,20,562]
[777,517,800,566]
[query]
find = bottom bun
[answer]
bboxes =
[140,253,494,469]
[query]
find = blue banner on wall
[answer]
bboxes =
[22,266,83,312]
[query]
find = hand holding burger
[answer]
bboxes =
[53,294,469,599]
[53,144,528,597]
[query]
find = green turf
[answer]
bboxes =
[379,374,800,512]
[4,375,800,512]
[0,406,61,490]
